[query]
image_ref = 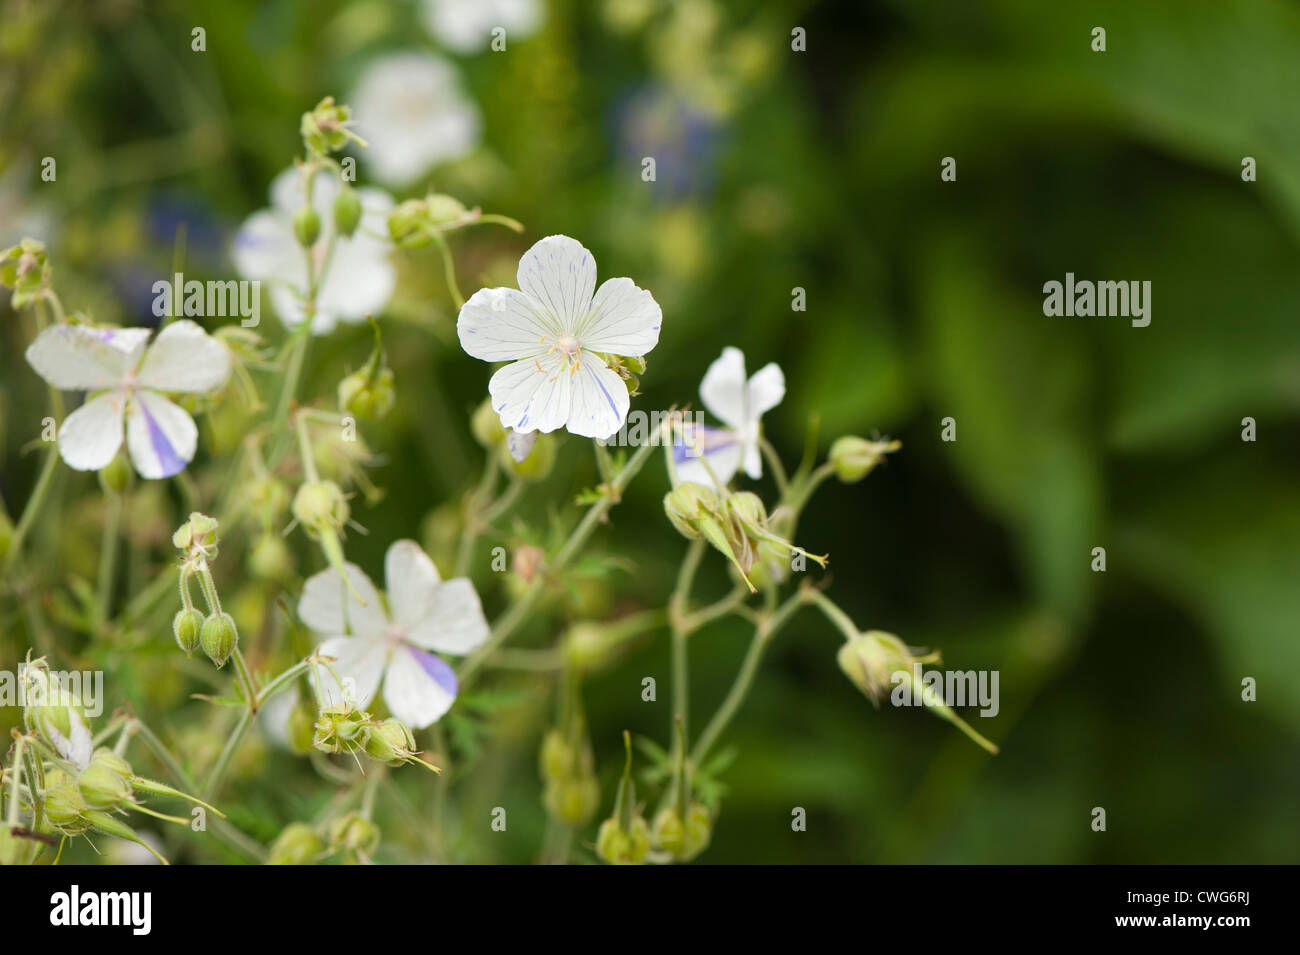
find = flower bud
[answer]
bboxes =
[249,533,292,582]
[78,749,135,811]
[829,436,901,484]
[333,186,362,237]
[45,771,90,834]
[543,774,600,825]
[663,482,719,540]
[498,431,555,480]
[172,512,219,554]
[267,822,324,864]
[292,480,350,535]
[470,398,505,448]
[313,705,369,754]
[652,802,712,861]
[362,718,417,766]
[293,206,321,247]
[835,629,897,704]
[596,814,651,865]
[248,476,290,522]
[300,96,356,154]
[328,813,379,855]
[173,608,204,656]
[200,612,238,668]
[538,728,574,781]
[0,238,51,305]
[97,454,132,495]
[337,365,396,420]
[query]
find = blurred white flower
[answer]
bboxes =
[348,52,481,187]
[25,320,232,479]
[457,235,663,440]
[421,0,542,54]
[299,540,490,729]
[231,166,395,334]
[672,347,784,488]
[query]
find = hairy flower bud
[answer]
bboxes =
[663,482,719,540]
[300,96,357,154]
[362,718,418,766]
[45,771,90,834]
[543,775,601,825]
[267,822,324,864]
[292,480,350,535]
[596,814,651,865]
[338,365,396,420]
[329,813,379,855]
[829,436,901,484]
[652,802,712,861]
[78,749,135,811]
[173,608,204,656]
[200,612,239,668]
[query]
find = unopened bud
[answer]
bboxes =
[294,206,321,247]
[78,749,134,811]
[329,813,379,855]
[267,822,324,864]
[200,612,238,668]
[333,186,362,238]
[173,608,204,656]
[337,366,396,420]
[362,718,417,766]
[292,480,349,534]
[829,436,900,484]
[596,814,651,865]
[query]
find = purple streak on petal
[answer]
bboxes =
[673,424,737,464]
[141,400,186,477]
[407,645,458,698]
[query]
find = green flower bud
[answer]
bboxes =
[249,533,292,582]
[292,480,350,535]
[829,436,901,484]
[267,822,324,864]
[293,206,321,247]
[45,771,90,834]
[652,802,711,861]
[663,482,719,540]
[78,749,135,811]
[200,612,239,668]
[538,728,573,781]
[362,718,417,766]
[498,431,555,481]
[97,454,132,495]
[172,511,219,553]
[386,194,469,248]
[424,193,469,225]
[313,705,369,754]
[727,490,768,527]
[836,629,905,704]
[470,399,506,449]
[0,238,51,305]
[328,813,379,855]
[337,365,396,420]
[333,186,362,238]
[173,608,204,656]
[543,775,600,826]
[300,96,356,155]
[248,476,290,522]
[596,814,651,865]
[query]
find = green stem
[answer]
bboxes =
[94,490,123,629]
[430,229,465,310]
[3,442,60,577]
[808,589,861,642]
[458,434,660,687]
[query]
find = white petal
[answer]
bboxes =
[746,362,785,419]
[506,428,538,462]
[135,320,232,393]
[316,249,395,323]
[488,351,573,434]
[298,562,388,639]
[579,277,662,356]
[385,539,442,629]
[699,347,747,430]
[516,235,597,333]
[672,424,743,488]
[458,286,556,362]
[405,578,490,655]
[382,645,458,729]
[26,324,149,390]
[315,635,387,711]
[567,349,630,439]
[422,0,543,53]
[125,390,197,479]
[230,209,299,282]
[57,392,126,472]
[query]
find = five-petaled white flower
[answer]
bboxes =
[348,51,482,187]
[299,540,489,729]
[457,235,662,440]
[421,0,542,54]
[25,320,231,479]
[231,166,395,335]
[672,346,784,488]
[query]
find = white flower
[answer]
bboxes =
[421,0,542,54]
[672,347,784,488]
[231,166,395,335]
[457,235,662,440]
[348,51,481,187]
[299,540,490,729]
[25,320,232,479]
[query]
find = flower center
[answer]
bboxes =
[385,622,407,647]
[558,335,580,357]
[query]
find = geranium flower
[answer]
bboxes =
[299,540,489,729]
[348,52,481,188]
[231,166,395,335]
[457,235,662,440]
[672,347,784,488]
[421,0,542,54]
[25,320,231,479]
